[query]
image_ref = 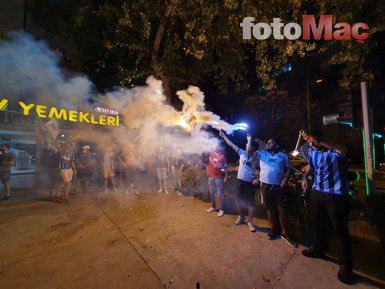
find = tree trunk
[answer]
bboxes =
[151,0,178,102]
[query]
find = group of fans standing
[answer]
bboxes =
[1,127,355,284]
[41,143,187,204]
[206,132,295,246]
[205,129,355,285]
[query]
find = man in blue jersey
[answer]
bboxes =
[257,137,297,247]
[301,130,355,285]
[219,131,259,232]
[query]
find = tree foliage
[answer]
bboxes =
[35,0,385,95]
[304,0,385,90]
[244,90,320,137]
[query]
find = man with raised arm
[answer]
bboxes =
[219,131,259,232]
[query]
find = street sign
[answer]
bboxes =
[322,114,339,125]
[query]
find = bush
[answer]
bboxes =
[181,167,209,200]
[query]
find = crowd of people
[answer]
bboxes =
[0,128,355,284]
[39,143,190,203]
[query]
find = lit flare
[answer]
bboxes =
[291,130,302,156]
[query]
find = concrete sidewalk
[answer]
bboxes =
[0,189,384,289]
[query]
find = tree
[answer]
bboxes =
[307,0,385,90]
[243,90,320,139]
[31,0,385,97]
[31,0,313,96]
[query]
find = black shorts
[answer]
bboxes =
[260,183,288,209]
[77,169,92,179]
[0,170,11,183]
[236,180,255,205]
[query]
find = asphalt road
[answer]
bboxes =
[0,189,384,289]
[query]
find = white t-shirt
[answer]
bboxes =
[257,150,290,185]
[237,149,259,182]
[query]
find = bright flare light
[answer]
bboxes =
[176,118,191,131]
[232,122,248,131]
[291,130,302,157]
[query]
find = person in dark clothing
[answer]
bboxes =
[75,145,96,194]
[43,146,61,200]
[301,130,355,285]
[0,144,16,200]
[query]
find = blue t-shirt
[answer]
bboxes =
[308,149,349,195]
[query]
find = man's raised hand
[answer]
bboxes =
[300,130,309,141]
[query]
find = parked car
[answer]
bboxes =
[15,150,32,170]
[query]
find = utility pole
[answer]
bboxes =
[361,81,375,196]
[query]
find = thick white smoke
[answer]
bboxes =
[0,31,92,108]
[101,76,220,156]
[0,31,243,159]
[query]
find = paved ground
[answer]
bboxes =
[1,188,384,289]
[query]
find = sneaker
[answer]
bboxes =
[281,234,298,247]
[267,229,280,240]
[158,189,163,193]
[234,216,245,225]
[301,248,325,259]
[337,265,355,285]
[113,188,118,193]
[134,190,140,195]
[104,189,108,194]
[247,221,256,232]
[165,190,169,194]
[206,207,216,213]
[176,191,183,196]
[217,210,224,217]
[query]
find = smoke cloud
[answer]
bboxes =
[0,31,243,160]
